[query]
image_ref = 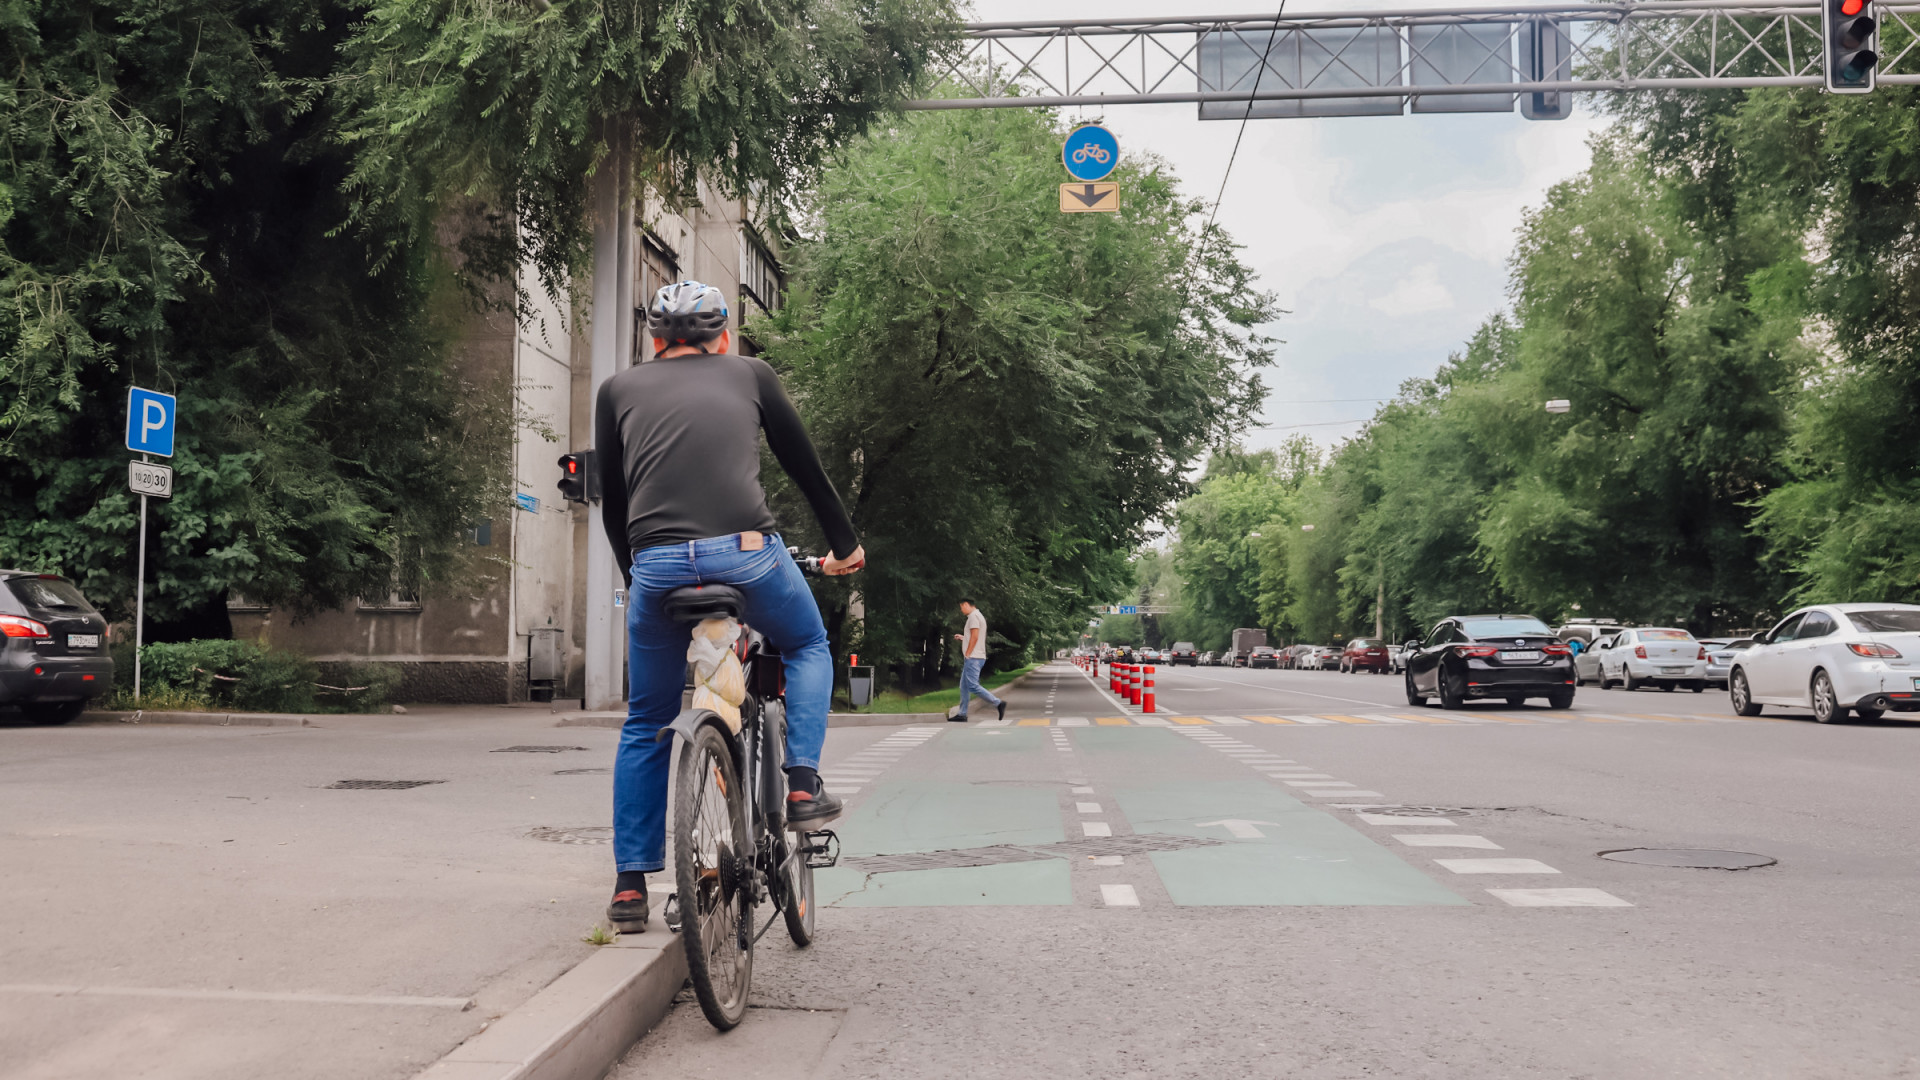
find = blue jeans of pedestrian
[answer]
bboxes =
[957,656,1001,717]
[613,534,830,873]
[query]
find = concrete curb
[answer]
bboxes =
[414,932,685,1080]
[74,709,318,727]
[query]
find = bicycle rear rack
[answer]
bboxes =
[802,829,840,869]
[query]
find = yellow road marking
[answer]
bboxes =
[1488,714,1536,723]
[1246,716,1292,724]
[1403,714,1455,723]
[1169,716,1211,725]
[1017,719,1050,726]
[1321,715,1374,724]
[1095,717,1132,725]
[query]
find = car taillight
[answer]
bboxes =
[1,615,50,638]
[1543,643,1570,656]
[1460,646,1498,658]
[1848,642,1902,658]
[1697,646,1709,660]
[1634,646,1648,659]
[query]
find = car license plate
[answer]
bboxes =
[1503,650,1541,662]
[68,634,99,649]
[1661,666,1687,675]
[1911,676,1920,690]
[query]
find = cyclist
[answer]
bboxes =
[596,281,865,933]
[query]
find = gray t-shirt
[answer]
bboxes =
[963,609,988,660]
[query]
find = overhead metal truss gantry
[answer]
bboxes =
[906,2,1920,117]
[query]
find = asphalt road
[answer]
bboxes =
[615,662,1920,1079]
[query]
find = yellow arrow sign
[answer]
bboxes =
[1059,182,1119,213]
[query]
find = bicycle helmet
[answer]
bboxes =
[647,281,730,346]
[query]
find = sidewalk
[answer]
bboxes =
[0,707,649,1080]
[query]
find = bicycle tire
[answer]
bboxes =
[781,840,816,947]
[673,722,754,1030]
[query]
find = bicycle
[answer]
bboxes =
[656,548,842,1031]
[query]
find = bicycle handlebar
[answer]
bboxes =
[789,547,865,578]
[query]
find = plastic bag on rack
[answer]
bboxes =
[687,617,747,732]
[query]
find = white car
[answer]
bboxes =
[1729,603,1920,723]
[1595,627,1708,692]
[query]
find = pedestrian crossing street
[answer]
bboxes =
[986,711,1766,726]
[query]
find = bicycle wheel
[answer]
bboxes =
[780,837,816,947]
[673,722,753,1030]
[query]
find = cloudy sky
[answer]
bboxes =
[963,0,1610,450]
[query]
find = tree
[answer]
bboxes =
[756,105,1277,683]
[3,1,511,633]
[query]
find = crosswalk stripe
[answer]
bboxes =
[1095,717,1131,725]
[1245,715,1291,724]
[1168,716,1210,725]
[1205,715,1253,725]
[1286,715,1341,725]
[1361,714,1422,724]
[1320,715,1375,724]
[1055,717,1089,726]
[1132,716,1172,726]
[1017,718,1050,726]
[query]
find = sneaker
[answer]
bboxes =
[996,701,1006,721]
[607,890,649,934]
[949,713,968,723]
[787,786,844,829]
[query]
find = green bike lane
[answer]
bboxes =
[817,707,1465,908]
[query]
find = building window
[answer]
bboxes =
[740,227,783,317]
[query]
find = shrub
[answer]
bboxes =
[231,650,320,714]
[319,662,404,713]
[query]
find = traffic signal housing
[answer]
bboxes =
[557,450,599,504]
[1824,0,1878,93]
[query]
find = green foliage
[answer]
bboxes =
[757,105,1276,682]
[2,1,515,630]
[336,0,961,304]
[122,638,397,712]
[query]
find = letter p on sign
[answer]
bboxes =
[126,387,177,458]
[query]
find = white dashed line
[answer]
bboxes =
[1394,834,1504,849]
[1435,858,1562,874]
[1100,884,1141,907]
[1082,822,1113,837]
[1487,887,1632,907]
[1075,802,1101,813]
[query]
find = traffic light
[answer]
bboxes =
[1824,0,1878,93]
[557,450,598,504]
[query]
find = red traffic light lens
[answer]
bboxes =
[1841,0,1866,14]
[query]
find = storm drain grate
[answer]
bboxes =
[327,779,445,790]
[527,826,614,845]
[492,745,590,753]
[842,833,1224,874]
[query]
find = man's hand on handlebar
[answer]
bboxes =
[822,545,866,577]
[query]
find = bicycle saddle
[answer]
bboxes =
[662,583,745,623]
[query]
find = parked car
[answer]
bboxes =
[1729,603,1920,723]
[1594,627,1707,692]
[0,571,114,724]
[1556,618,1629,648]
[1340,637,1391,673]
[1197,650,1215,666]
[1403,614,1575,709]
[1698,638,1754,689]
[1138,648,1161,663]
[1168,641,1200,666]
[1281,644,1314,670]
[1572,634,1614,686]
[1312,646,1342,670]
[1386,644,1407,673]
[1248,645,1280,669]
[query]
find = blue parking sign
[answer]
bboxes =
[126,387,177,458]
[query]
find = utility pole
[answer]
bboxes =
[1375,566,1385,640]
[584,119,635,711]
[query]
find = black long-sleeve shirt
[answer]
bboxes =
[593,353,858,569]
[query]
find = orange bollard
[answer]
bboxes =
[1143,665,1156,713]
[1128,666,1142,705]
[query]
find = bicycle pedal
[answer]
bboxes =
[662,892,683,933]
[802,829,840,869]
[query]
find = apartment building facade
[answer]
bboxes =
[231,187,785,703]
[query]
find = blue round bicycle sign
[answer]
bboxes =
[1062,125,1119,182]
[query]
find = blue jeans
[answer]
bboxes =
[613,534,830,873]
[957,656,1001,717]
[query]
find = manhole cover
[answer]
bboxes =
[1599,848,1776,870]
[527,826,613,845]
[327,779,445,790]
[493,745,590,753]
[554,767,611,775]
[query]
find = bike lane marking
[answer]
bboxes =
[1068,726,1468,907]
[816,726,1072,907]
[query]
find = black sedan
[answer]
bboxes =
[1403,614,1574,709]
[1,571,114,723]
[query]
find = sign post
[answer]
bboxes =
[125,387,178,702]
[1060,125,1122,214]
